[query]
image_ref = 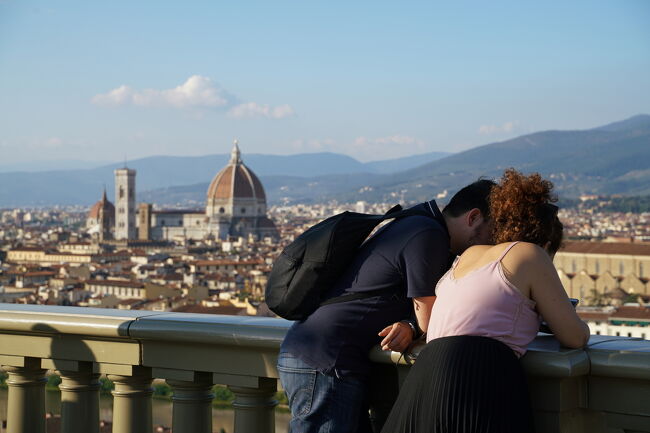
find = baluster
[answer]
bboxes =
[229,378,278,433]
[167,372,214,433]
[3,357,47,433]
[58,362,100,433]
[108,368,153,433]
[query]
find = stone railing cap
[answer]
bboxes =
[129,313,292,348]
[0,303,163,338]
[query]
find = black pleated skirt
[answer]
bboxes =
[381,336,534,433]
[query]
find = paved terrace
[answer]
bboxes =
[0,304,648,433]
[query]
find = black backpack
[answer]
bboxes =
[265,202,439,320]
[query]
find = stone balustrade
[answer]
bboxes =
[0,303,649,433]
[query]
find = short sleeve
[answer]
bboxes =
[399,227,450,298]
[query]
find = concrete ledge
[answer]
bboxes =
[1,303,649,433]
[0,304,160,338]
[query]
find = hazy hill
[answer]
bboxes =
[368,114,650,201]
[0,151,449,207]
[1,115,647,207]
[141,115,650,206]
[364,151,450,173]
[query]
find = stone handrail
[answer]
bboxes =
[0,303,649,433]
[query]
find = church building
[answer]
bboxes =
[86,189,115,241]
[87,141,278,243]
[104,141,279,242]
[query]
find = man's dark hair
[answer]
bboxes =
[442,179,496,219]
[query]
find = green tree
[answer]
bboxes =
[99,377,114,395]
[213,385,234,403]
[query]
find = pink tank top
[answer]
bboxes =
[426,242,541,357]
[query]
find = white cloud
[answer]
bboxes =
[92,85,133,106]
[92,75,229,108]
[92,75,295,120]
[478,121,517,135]
[228,102,295,119]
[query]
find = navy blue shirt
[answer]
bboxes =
[281,201,452,378]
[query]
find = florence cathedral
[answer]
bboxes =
[86,141,278,242]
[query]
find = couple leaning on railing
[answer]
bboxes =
[267,168,590,433]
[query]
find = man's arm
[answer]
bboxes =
[378,321,414,352]
[378,296,436,351]
[379,224,449,352]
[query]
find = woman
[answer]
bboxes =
[381,169,590,433]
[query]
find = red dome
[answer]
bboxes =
[206,143,266,201]
[88,190,115,219]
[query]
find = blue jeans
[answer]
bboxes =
[277,352,373,433]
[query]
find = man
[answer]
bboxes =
[277,179,496,433]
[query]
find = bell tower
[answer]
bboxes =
[114,167,136,240]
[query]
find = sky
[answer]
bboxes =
[0,0,649,166]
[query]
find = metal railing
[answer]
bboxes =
[0,303,649,433]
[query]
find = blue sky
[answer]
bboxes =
[0,0,648,165]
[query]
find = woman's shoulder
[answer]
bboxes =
[460,242,548,266]
[463,242,545,260]
[463,242,535,256]
[500,242,550,267]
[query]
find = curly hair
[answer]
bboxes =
[489,169,563,254]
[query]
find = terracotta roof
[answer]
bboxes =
[23,271,56,277]
[11,247,44,252]
[611,306,650,321]
[210,165,233,199]
[194,259,264,266]
[88,190,115,219]
[86,279,145,288]
[577,311,612,321]
[560,241,650,256]
[171,303,247,315]
[233,166,254,197]
[206,146,266,201]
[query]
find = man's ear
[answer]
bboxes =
[466,208,483,227]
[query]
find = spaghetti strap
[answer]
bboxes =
[497,242,519,261]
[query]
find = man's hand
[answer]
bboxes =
[378,321,413,352]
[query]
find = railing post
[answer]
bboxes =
[108,368,153,433]
[229,378,278,433]
[2,357,47,433]
[167,373,215,433]
[58,362,101,433]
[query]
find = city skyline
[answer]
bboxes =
[1,0,649,164]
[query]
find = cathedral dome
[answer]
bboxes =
[88,189,115,219]
[206,142,266,202]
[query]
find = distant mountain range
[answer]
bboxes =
[141,114,650,206]
[0,150,450,207]
[1,115,648,207]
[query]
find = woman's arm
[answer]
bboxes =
[413,295,436,335]
[526,246,590,348]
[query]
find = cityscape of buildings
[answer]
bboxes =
[0,146,648,340]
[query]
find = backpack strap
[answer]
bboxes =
[319,287,398,307]
[319,201,441,308]
[381,199,442,222]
